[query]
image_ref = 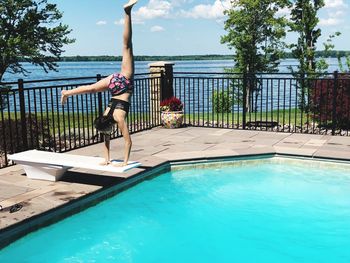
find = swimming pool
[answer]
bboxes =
[1,156,350,262]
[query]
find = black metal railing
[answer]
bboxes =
[174,71,349,135]
[0,73,161,168]
[1,71,349,169]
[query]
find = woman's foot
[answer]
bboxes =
[61,90,68,105]
[99,160,111,166]
[124,0,138,12]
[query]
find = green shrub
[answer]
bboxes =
[212,90,233,113]
[0,114,52,154]
[0,85,12,111]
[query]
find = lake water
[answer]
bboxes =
[1,58,343,113]
[1,58,343,83]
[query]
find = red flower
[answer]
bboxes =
[160,96,183,111]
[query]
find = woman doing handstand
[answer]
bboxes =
[61,0,138,167]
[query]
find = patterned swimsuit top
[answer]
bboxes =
[108,73,134,96]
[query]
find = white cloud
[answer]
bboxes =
[150,25,165,32]
[134,0,173,20]
[113,0,173,25]
[319,1,347,27]
[329,10,345,17]
[319,17,342,26]
[171,0,189,8]
[180,0,231,19]
[96,20,107,26]
[324,0,348,9]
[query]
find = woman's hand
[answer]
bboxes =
[61,90,69,105]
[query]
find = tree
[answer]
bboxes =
[0,0,75,81]
[316,32,341,74]
[338,54,350,73]
[289,0,324,76]
[289,0,324,109]
[221,0,290,112]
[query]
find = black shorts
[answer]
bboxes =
[108,98,130,115]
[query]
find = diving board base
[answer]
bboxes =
[21,164,69,182]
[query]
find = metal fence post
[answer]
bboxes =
[18,79,28,150]
[331,71,338,135]
[160,70,165,102]
[242,72,247,130]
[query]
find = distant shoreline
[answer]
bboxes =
[59,55,234,62]
[59,51,350,62]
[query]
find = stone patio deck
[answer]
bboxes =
[1,127,350,248]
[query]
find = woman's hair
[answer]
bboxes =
[94,115,114,133]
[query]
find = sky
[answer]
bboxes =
[50,0,350,56]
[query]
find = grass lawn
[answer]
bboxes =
[1,111,156,130]
[2,108,317,134]
[183,108,312,127]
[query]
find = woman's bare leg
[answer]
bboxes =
[61,75,112,104]
[113,110,132,166]
[120,1,137,79]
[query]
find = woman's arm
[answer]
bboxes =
[123,137,132,166]
[113,118,132,167]
[100,134,111,165]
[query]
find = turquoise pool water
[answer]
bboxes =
[1,157,350,262]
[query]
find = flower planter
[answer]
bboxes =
[161,111,184,128]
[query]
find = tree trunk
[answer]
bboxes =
[0,65,6,82]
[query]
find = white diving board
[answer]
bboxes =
[8,150,141,182]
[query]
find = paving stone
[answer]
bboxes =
[234,147,276,156]
[275,141,303,148]
[327,136,350,144]
[0,165,23,176]
[304,139,327,147]
[155,151,207,161]
[210,129,232,136]
[0,184,31,200]
[190,135,231,144]
[252,132,289,139]
[314,149,350,161]
[287,133,326,140]
[209,143,254,151]
[204,149,240,158]
[162,143,212,153]
[274,146,316,157]
[225,130,261,137]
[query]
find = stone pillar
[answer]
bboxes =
[149,61,175,125]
